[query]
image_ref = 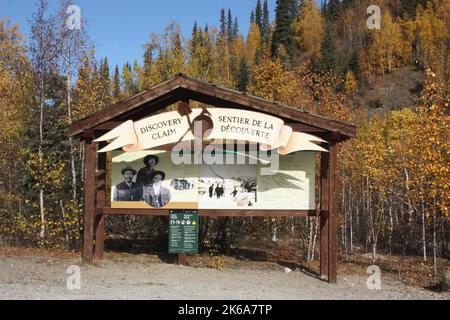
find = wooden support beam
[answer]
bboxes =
[328,142,338,284]
[180,77,357,138]
[320,150,330,279]
[68,77,183,137]
[94,144,107,260]
[82,140,96,264]
[98,208,316,217]
[92,121,123,132]
[94,215,105,260]
[69,75,356,140]
[177,253,187,266]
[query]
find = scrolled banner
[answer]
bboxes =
[95,108,328,154]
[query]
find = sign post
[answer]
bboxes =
[169,210,199,259]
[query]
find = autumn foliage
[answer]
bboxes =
[0,0,448,280]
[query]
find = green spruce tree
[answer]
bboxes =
[113,64,121,100]
[220,8,227,37]
[227,9,234,42]
[255,0,263,31]
[237,57,250,92]
[233,17,239,39]
[327,0,341,21]
[191,21,199,54]
[262,0,270,43]
[400,0,427,18]
[271,0,297,66]
[318,22,338,72]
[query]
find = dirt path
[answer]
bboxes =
[0,251,448,300]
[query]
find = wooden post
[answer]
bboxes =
[177,253,187,266]
[94,215,105,260]
[94,144,107,260]
[82,139,96,264]
[320,150,330,278]
[328,142,338,284]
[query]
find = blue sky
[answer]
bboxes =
[0,0,278,70]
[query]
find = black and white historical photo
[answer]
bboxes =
[111,151,198,209]
[112,165,143,201]
[171,178,195,190]
[198,164,257,209]
[136,154,160,186]
[142,171,172,208]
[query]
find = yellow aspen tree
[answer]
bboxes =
[0,20,32,232]
[249,57,293,101]
[245,23,261,67]
[73,53,102,121]
[344,70,358,98]
[292,0,325,61]
[367,11,405,74]
[414,2,449,83]
[413,70,449,220]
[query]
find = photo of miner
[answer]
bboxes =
[136,154,160,186]
[142,171,172,208]
[112,166,143,201]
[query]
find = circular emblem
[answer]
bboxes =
[192,114,214,139]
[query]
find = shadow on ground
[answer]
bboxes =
[105,238,174,263]
[104,238,325,282]
[228,246,324,281]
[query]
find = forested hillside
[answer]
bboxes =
[0,0,448,282]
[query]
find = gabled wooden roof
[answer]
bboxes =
[69,74,357,141]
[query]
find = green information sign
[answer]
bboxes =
[169,210,199,254]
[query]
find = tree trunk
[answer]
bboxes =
[421,200,427,261]
[388,195,393,256]
[307,217,314,263]
[433,212,437,282]
[60,200,69,247]
[311,217,319,262]
[39,81,45,240]
[349,183,353,252]
[341,185,347,256]
[79,141,85,243]
[440,219,448,258]
[367,177,377,263]
[66,72,78,207]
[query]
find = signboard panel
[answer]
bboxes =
[110,150,316,210]
[255,152,315,210]
[168,210,199,254]
[104,107,325,211]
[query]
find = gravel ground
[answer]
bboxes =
[0,252,448,300]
